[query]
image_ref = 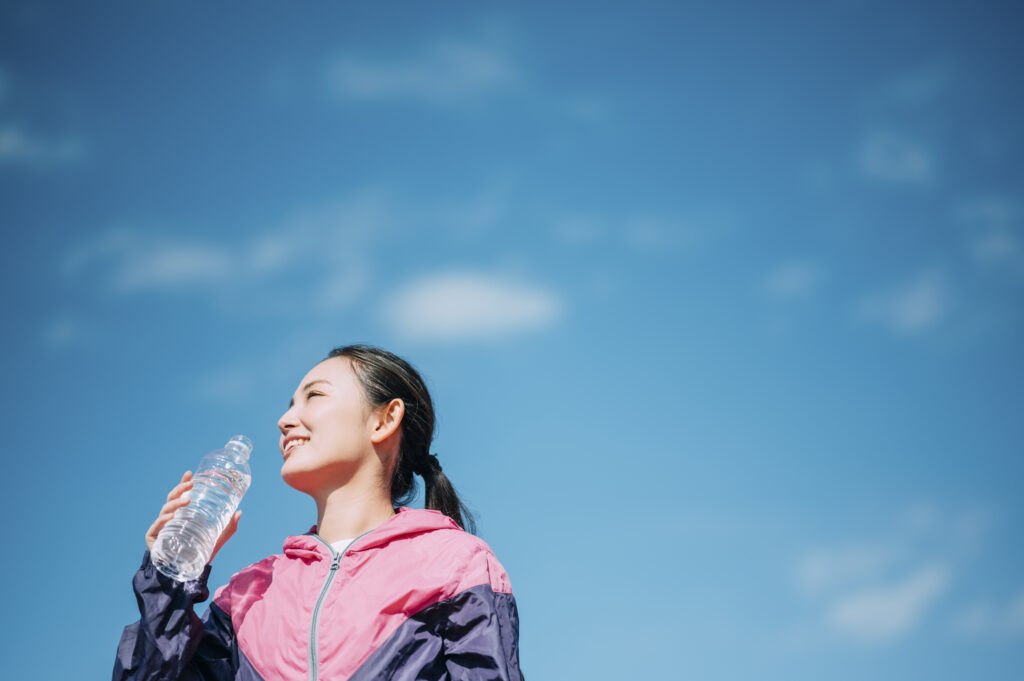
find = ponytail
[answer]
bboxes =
[327,345,477,534]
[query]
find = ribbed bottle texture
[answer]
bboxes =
[151,435,253,581]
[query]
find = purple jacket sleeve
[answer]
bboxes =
[112,552,237,681]
[442,585,523,681]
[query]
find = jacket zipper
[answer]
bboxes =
[307,529,373,681]
[308,538,340,681]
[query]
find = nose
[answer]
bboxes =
[278,405,299,435]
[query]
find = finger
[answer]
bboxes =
[152,497,189,526]
[166,477,194,502]
[148,506,185,534]
[146,488,193,549]
[221,511,241,541]
[162,494,192,510]
[146,515,172,541]
[211,511,241,562]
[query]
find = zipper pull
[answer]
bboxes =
[330,553,341,571]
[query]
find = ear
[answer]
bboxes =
[370,398,404,444]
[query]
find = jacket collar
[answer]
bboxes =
[282,507,461,561]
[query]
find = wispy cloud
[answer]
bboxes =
[897,503,941,533]
[796,505,994,644]
[42,316,87,348]
[320,25,605,123]
[435,180,513,236]
[381,271,562,343]
[857,270,950,334]
[551,214,607,245]
[121,242,233,290]
[1011,592,1024,633]
[952,600,995,635]
[762,261,822,300]
[550,211,726,252]
[0,124,85,169]
[326,39,518,104]
[827,564,951,642]
[952,590,1024,639]
[64,230,235,292]
[882,61,955,107]
[0,69,86,169]
[858,131,933,184]
[624,215,715,251]
[956,197,1020,231]
[61,190,392,311]
[956,198,1022,267]
[193,366,261,405]
[797,544,899,596]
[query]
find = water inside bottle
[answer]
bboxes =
[151,467,251,581]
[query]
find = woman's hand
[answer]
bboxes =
[144,471,242,564]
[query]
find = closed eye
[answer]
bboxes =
[306,390,324,399]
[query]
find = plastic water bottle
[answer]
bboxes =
[151,435,253,581]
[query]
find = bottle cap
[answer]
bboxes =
[225,434,253,459]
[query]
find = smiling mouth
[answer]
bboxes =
[283,438,309,456]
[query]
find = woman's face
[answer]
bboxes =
[277,356,379,494]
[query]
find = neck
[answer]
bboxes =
[315,484,396,543]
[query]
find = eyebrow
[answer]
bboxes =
[288,379,331,408]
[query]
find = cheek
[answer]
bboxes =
[316,412,370,453]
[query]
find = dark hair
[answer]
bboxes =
[327,344,476,534]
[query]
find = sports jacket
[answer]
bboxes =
[113,507,522,681]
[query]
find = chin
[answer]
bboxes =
[280,461,318,494]
[280,458,363,497]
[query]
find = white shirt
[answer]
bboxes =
[330,538,356,555]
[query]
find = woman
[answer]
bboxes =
[113,345,523,681]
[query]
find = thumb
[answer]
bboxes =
[210,511,241,563]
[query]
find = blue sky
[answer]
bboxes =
[2,1,1023,679]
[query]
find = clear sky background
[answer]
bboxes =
[1,2,1022,679]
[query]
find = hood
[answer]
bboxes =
[282,507,462,561]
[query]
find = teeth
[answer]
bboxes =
[284,438,308,453]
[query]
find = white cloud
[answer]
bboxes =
[623,215,711,251]
[551,214,606,245]
[436,181,512,236]
[381,271,562,342]
[63,231,232,291]
[950,508,993,550]
[549,210,727,252]
[0,68,86,169]
[763,262,822,300]
[316,264,370,311]
[857,270,950,334]
[898,503,941,533]
[42,317,83,348]
[952,590,1024,639]
[955,198,1022,266]
[62,190,391,303]
[797,544,898,595]
[886,62,954,106]
[956,197,1019,231]
[194,367,260,404]
[952,601,995,635]
[970,230,1019,262]
[555,94,611,123]
[119,243,233,290]
[0,124,85,168]
[326,39,517,103]
[858,131,933,184]
[827,564,951,642]
[1009,591,1024,633]
[795,506,999,646]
